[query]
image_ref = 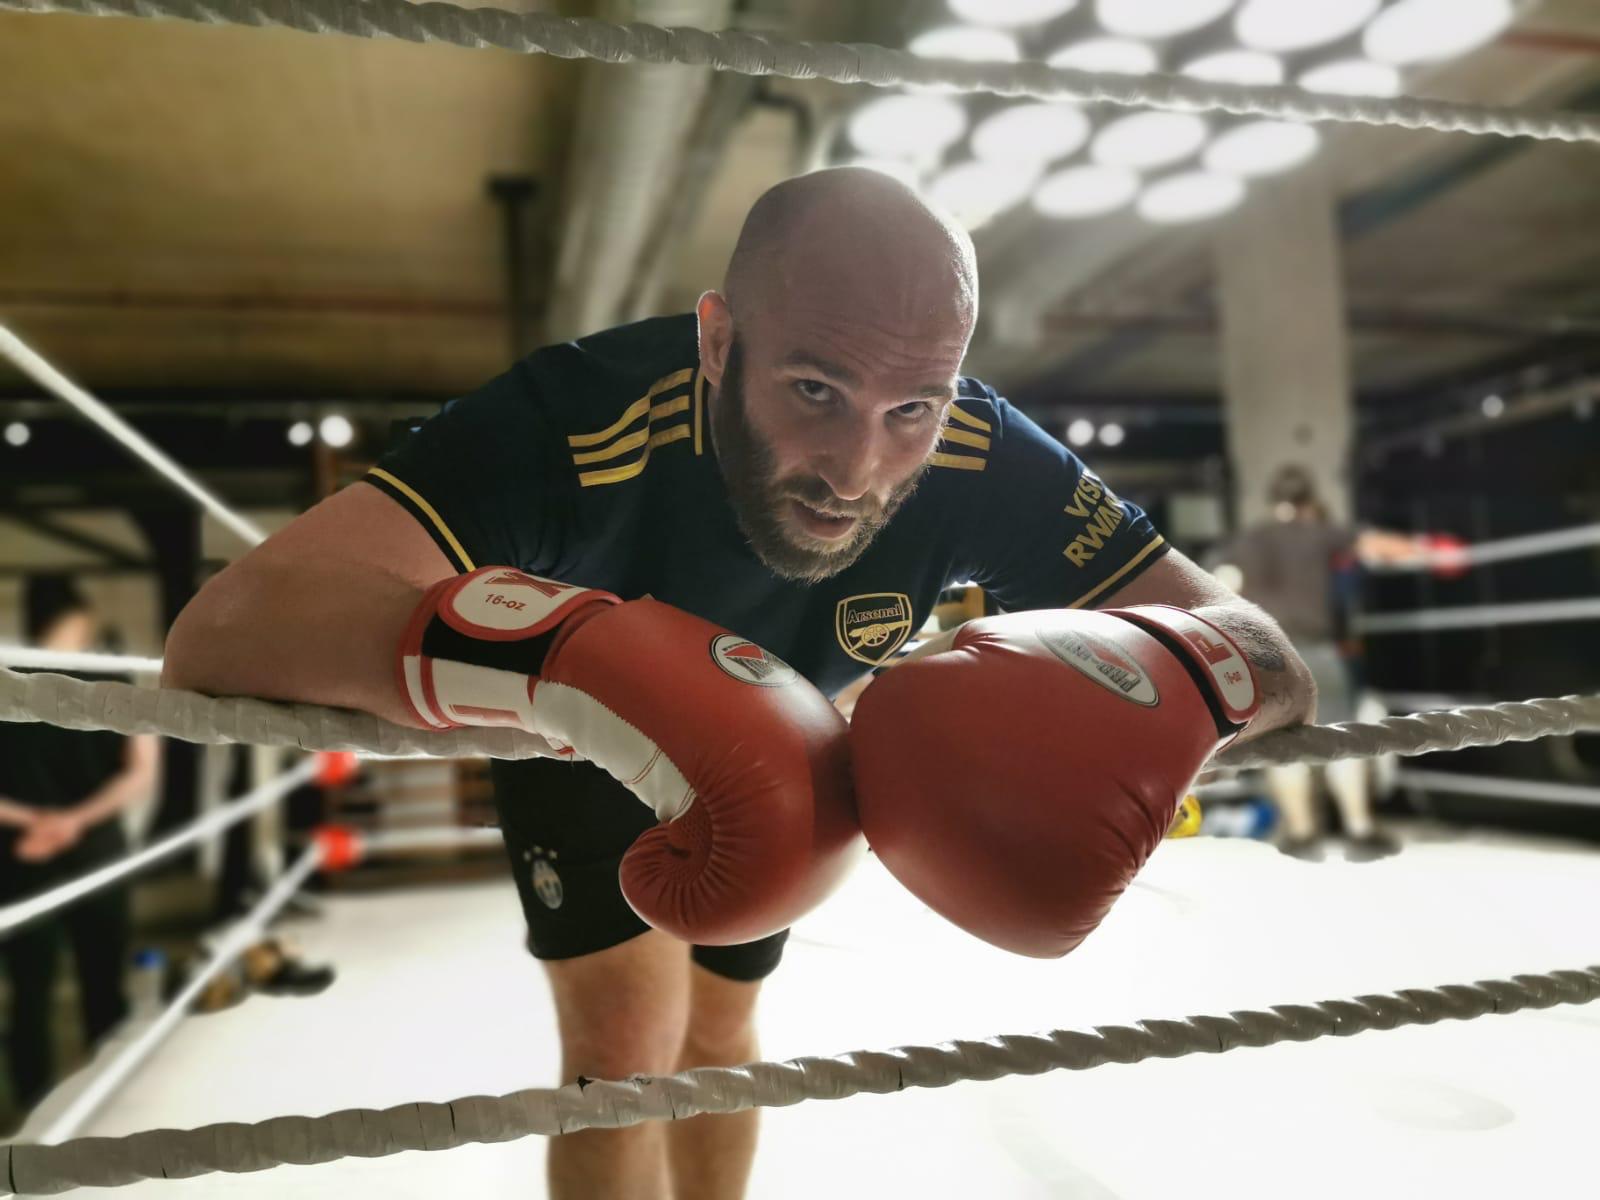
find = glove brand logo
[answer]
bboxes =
[486,570,571,598]
[710,635,799,688]
[1038,626,1159,706]
[835,592,915,666]
[530,858,564,909]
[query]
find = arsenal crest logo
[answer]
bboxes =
[836,593,915,666]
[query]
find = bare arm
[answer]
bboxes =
[162,484,453,726]
[0,798,35,828]
[72,735,160,828]
[1354,527,1429,565]
[1099,548,1317,740]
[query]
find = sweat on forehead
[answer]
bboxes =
[725,168,978,330]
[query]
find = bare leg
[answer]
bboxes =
[667,964,764,1200]
[1324,757,1373,838]
[545,931,691,1200]
[1266,762,1317,841]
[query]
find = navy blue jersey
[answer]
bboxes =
[368,315,1169,697]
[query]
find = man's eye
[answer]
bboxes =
[795,380,836,406]
[890,401,934,422]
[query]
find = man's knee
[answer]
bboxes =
[683,968,761,1065]
[546,932,691,1078]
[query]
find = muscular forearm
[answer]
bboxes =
[163,556,427,726]
[0,798,34,828]
[1191,602,1316,739]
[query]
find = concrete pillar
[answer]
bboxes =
[1216,165,1353,527]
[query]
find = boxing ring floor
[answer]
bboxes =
[56,825,1600,1199]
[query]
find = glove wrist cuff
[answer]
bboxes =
[1103,605,1260,732]
[396,566,618,731]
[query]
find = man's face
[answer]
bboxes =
[711,325,964,583]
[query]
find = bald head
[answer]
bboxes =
[697,168,981,583]
[725,167,978,343]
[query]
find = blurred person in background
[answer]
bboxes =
[0,575,158,1118]
[1212,466,1445,861]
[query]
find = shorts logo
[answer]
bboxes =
[1038,626,1159,706]
[530,858,564,910]
[836,593,915,666]
[710,635,799,687]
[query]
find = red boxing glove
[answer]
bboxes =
[851,605,1259,958]
[399,567,862,945]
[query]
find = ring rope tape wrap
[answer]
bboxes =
[3,0,1599,144]
[4,965,1597,1193]
[3,667,1596,768]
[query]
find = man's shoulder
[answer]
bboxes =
[528,313,700,429]
[924,376,1055,483]
[525,314,705,491]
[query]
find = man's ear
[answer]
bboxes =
[697,291,732,388]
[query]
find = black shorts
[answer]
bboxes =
[489,757,789,982]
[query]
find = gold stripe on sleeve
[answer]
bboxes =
[578,424,693,487]
[367,468,477,572]
[939,426,991,452]
[569,397,692,465]
[946,404,993,433]
[567,368,695,449]
[930,451,987,472]
[1066,536,1167,609]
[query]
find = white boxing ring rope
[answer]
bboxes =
[1367,520,1600,574]
[3,664,1596,771]
[3,0,1600,146]
[1357,596,1600,634]
[4,964,1598,1194]
[0,758,319,939]
[0,326,266,549]
[0,647,164,676]
[13,844,324,1157]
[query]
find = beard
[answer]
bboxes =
[711,336,929,584]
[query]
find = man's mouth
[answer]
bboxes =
[788,499,859,542]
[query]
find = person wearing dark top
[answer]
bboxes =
[1,576,158,1115]
[164,168,1315,1199]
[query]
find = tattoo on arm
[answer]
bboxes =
[1192,602,1311,735]
[1209,607,1287,673]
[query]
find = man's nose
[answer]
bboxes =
[813,417,880,504]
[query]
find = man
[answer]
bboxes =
[164,168,1314,1198]
[1,576,159,1118]
[1213,465,1442,861]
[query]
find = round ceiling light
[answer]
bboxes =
[844,158,924,188]
[1048,36,1160,74]
[1095,0,1235,39]
[1204,120,1321,177]
[1137,171,1246,223]
[1298,58,1403,97]
[848,94,969,160]
[909,25,1021,62]
[948,0,1080,27]
[972,103,1092,165]
[1235,0,1381,53]
[1181,49,1284,85]
[1092,111,1209,170]
[1363,0,1513,65]
[1033,164,1141,218]
[928,160,1044,230]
